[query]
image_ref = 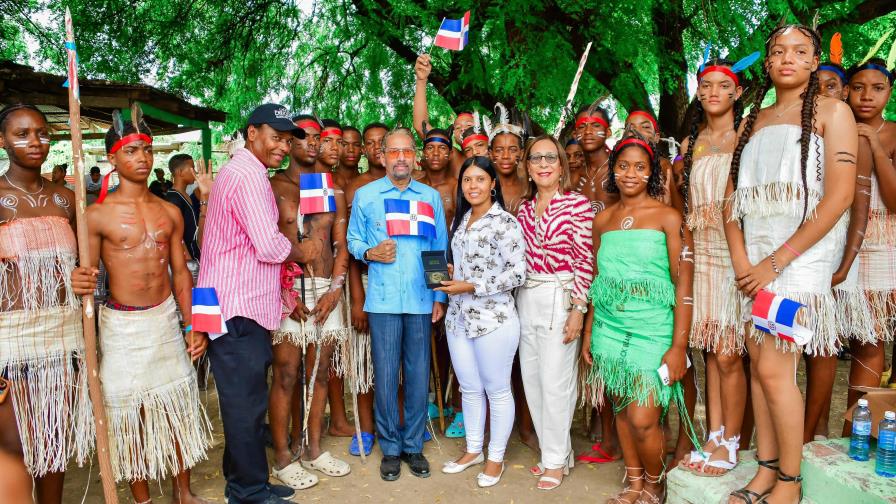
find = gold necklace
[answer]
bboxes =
[703,128,734,153]
[773,100,802,118]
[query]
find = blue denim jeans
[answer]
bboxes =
[368,312,432,456]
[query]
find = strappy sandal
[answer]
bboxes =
[694,434,740,477]
[637,471,665,504]
[529,462,545,476]
[728,458,778,503]
[607,467,644,504]
[577,441,618,464]
[536,465,569,491]
[681,426,724,469]
[757,470,803,504]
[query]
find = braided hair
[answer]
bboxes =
[605,131,665,199]
[0,104,48,133]
[681,58,745,215]
[730,24,821,223]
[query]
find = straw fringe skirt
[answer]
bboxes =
[99,296,211,482]
[0,307,94,476]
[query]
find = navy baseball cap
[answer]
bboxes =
[246,104,306,138]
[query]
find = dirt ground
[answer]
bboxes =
[62,354,874,504]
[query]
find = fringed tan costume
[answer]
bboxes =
[858,174,896,342]
[834,252,874,344]
[98,295,211,482]
[0,216,94,476]
[346,273,374,393]
[686,153,744,355]
[731,125,846,356]
[273,276,351,374]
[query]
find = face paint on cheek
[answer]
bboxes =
[39,137,50,145]
[11,141,28,148]
[596,131,607,138]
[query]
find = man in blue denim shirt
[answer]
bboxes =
[347,127,448,481]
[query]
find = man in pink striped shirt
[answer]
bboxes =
[199,104,321,504]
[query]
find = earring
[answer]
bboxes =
[528,176,532,182]
[491,188,497,197]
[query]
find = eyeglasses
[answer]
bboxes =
[383,147,416,159]
[527,153,559,165]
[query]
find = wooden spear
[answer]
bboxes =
[64,8,120,503]
[552,41,593,138]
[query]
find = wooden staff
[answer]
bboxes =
[341,274,365,463]
[64,8,119,503]
[552,41,594,138]
[430,328,446,433]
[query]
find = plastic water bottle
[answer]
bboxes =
[875,411,896,478]
[849,398,872,461]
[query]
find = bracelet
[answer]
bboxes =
[782,241,801,257]
[184,324,192,333]
[199,200,209,206]
[770,251,782,275]
[572,303,589,314]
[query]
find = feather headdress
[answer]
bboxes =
[484,102,528,142]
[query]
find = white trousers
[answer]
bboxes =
[516,275,579,469]
[447,316,520,462]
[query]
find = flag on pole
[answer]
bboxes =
[385,199,437,238]
[299,173,337,214]
[192,287,228,339]
[434,11,471,51]
[751,289,812,346]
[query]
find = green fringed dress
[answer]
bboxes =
[588,229,681,412]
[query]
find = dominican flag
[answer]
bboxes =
[192,287,228,339]
[751,289,812,346]
[300,173,336,214]
[434,11,471,51]
[385,199,437,239]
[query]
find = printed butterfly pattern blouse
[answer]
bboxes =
[445,202,526,338]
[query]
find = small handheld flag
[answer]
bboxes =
[300,173,337,214]
[385,199,437,238]
[751,289,812,346]
[433,11,470,51]
[192,287,228,339]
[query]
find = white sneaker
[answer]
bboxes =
[442,452,485,474]
[477,463,505,488]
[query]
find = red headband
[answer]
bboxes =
[456,112,474,120]
[295,120,321,132]
[615,137,654,159]
[461,134,488,149]
[627,111,658,132]
[574,115,609,129]
[109,133,152,154]
[320,127,343,138]
[698,65,740,86]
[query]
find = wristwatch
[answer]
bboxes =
[363,248,371,262]
[572,303,588,314]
